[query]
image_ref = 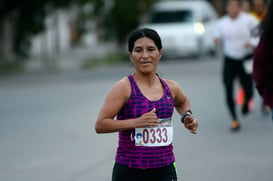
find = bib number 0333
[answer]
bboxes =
[135,118,173,147]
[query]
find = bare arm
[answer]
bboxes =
[166,79,198,134]
[166,80,191,114]
[95,77,159,134]
[213,20,222,46]
[214,38,221,46]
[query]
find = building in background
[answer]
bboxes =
[30,6,97,61]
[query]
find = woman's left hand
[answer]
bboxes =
[184,116,198,134]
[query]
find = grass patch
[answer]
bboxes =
[82,51,128,69]
[0,59,23,74]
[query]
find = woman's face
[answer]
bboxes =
[129,37,162,74]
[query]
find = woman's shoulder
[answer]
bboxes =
[164,78,177,85]
[113,76,131,91]
[163,78,180,90]
[103,76,131,105]
[163,78,186,100]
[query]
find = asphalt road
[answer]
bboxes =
[0,56,272,181]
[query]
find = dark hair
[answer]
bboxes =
[258,0,273,46]
[128,28,162,53]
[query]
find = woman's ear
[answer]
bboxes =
[159,49,163,58]
[128,52,134,64]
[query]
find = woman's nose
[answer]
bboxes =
[142,50,149,58]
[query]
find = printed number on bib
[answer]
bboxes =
[135,118,173,147]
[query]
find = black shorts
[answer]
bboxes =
[112,162,177,181]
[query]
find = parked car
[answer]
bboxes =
[139,0,218,58]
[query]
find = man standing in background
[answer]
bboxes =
[214,0,259,131]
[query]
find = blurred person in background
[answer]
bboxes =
[239,0,270,115]
[214,0,259,131]
[253,0,273,120]
[250,0,267,21]
[242,0,252,12]
[251,0,271,114]
[236,0,255,113]
[95,28,198,181]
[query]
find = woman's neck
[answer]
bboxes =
[133,72,159,88]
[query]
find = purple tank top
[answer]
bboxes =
[115,74,175,169]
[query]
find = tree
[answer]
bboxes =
[207,0,227,16]
[0,0,103,62]
[109,0,157,45]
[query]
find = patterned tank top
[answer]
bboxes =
[115,74,175,169]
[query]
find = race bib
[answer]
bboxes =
[135,118,173,147]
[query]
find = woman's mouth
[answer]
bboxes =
[141,61,152,65]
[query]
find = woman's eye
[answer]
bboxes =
[133,47,157,52]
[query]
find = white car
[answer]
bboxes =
[140,0,218,58]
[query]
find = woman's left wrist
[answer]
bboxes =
[181,110,192,123]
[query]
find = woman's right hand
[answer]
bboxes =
[134,108,159,128]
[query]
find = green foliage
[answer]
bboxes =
[0,0,156,62]
[109,0,157,44]
[82,51,128,69]
[0,0,103,61]
[12,2,47,60]
[0,59,23,74]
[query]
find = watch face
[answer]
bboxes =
[181,112,192,123]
